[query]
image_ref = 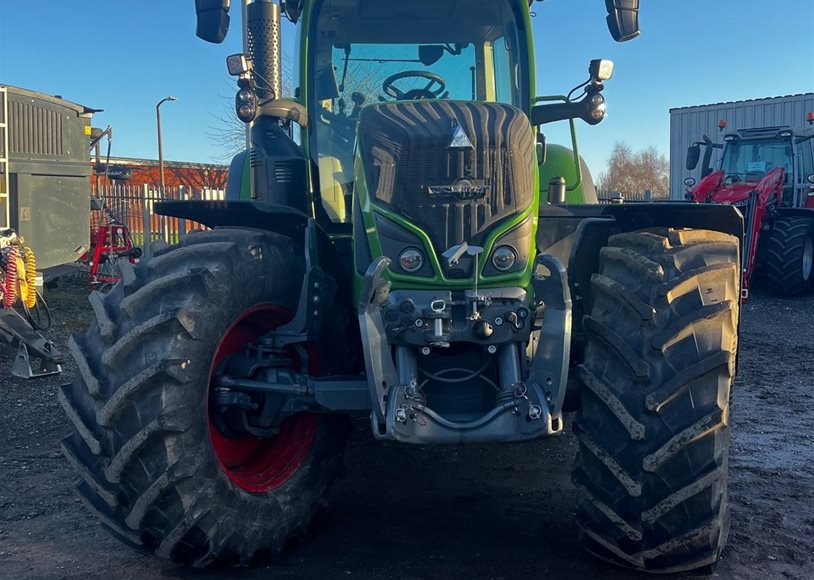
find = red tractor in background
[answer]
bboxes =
[685,125,814,296]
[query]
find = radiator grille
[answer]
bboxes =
[9,101,63,157]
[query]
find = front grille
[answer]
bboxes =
[359,101,534,256]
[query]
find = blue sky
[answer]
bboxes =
[1,0,812,175]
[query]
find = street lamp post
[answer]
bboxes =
[156,95,177,195]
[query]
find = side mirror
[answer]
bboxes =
[605,0,640,43]
[686,144,701,170]
[195,0,231,44]
[419,45,445,66]
[281,0,304,23]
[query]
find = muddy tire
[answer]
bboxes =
[765,216,814,296]
[572,228,740,573]
[59,228,353,566]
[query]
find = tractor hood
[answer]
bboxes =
[690,168,786,206]
[356,100,535,280]
[709,181,756,205]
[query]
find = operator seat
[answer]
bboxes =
[316,116,353,223]
[318,155,349,223]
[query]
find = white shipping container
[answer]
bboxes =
[669,93,814,199]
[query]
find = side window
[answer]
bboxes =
[492,36,519,106]
[800,139,814,182]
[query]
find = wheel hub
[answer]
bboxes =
[207,304,317,493]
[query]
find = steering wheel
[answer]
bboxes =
[382,70,446,100]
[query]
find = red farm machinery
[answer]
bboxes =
[85,125,141,289]
[685,124,814,296]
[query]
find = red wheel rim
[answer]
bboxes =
[207,304,318,493]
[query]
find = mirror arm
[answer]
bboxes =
[258,98,309,128]
[530,102,585,126]
[532,95,584,193]
[530,97,603,127]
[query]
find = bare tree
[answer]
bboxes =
[597,142,670,198]
[206,55,296,163]
[205,95,248,164]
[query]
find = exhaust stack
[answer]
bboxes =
[247,0,283,100]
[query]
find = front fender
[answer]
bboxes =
[155,200,310,242]
[155,200,354,305]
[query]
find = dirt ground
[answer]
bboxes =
[1,279,812,580]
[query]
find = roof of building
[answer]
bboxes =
[1,84,101,116]
[669,92,814,114]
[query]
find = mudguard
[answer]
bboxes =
[156,200,310,243]
[538,202,745,365]
[154,200,353,305]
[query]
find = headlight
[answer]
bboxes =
[235,88,258,123]
[399,248,424,273]
[588,93,606,121]
[491,246,517,272]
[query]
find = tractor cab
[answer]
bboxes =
[686,126,814,208]
[307,0,529,225]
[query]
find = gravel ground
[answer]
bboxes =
[0,279,812,579]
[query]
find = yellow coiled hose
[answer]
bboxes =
[22,247,37,309]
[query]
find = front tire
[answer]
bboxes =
[572,228,740,573]
[765,216,814,295]
[59,228,351,566]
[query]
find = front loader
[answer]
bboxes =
[60,0,744,573]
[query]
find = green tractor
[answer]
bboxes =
[60,0,744,573]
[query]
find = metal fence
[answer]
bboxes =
[92,184,225,259]
[596,189,664,204]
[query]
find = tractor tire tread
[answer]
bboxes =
[61,438,118,507]
[765,216,814,295]
[58,383,102,455]
[67,335,102,396]
[61,228,353,566]
[88,291,115,340]
[573,227,738,573]
[96,362,172,428]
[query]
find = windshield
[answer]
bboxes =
[722,138,792,182]
[332,43,478,104]
[307,0,527,224]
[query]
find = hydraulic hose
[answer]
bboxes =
[4,247,18,309]
[419,359,493,385]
